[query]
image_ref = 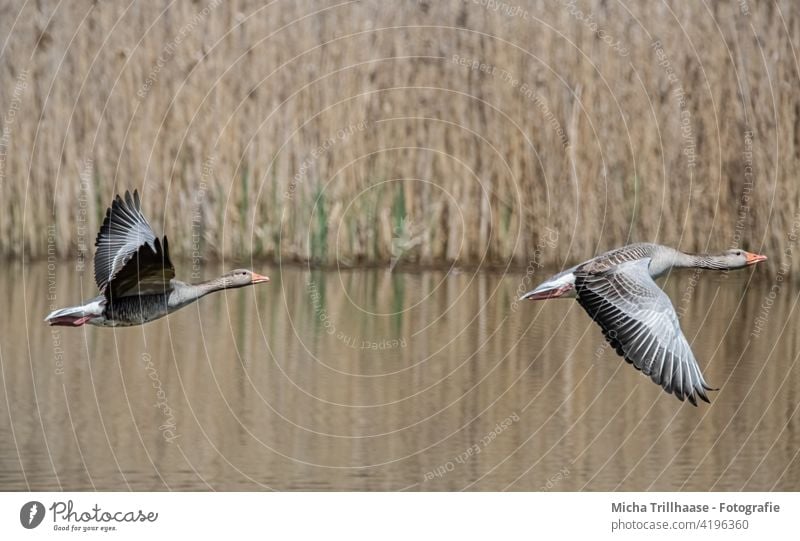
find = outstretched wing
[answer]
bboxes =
[94,190,175,299]
[574,258,715,405]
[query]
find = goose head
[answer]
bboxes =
[220,269,271,289]
[719,249,767,269]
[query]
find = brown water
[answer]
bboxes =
[1,261,797,491]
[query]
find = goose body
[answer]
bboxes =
[521,243,767,405]
[46,190,269,327]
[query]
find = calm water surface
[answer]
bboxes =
[1,261,798,490]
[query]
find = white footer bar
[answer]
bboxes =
[1,492,795,540]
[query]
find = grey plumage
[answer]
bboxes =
[521,242,767,405]
[575,258,713,405]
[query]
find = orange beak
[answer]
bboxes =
[745,252,767,265]
[251,272,271,284]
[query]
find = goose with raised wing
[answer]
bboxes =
[45,190,270,327]
[520,243,767,405]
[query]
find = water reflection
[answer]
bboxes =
[0,262,797,490]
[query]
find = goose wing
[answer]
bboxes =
[574,258,714,405]
[94,190,175,299]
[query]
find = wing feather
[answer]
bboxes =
[94,190,175,299]
[574,258,715,405]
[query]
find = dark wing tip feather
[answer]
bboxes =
[124,189,136,209]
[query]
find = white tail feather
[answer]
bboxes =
[520,270,577,300]
[45,299,104,323]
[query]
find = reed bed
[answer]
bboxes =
[0,0,797,272]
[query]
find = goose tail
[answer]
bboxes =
[45,298,104,326]
[519,269,577,301]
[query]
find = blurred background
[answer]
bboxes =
[0,0,795,269]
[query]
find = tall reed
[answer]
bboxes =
[0,0,796,272]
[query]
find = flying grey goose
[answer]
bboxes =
[46,190,270,327]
